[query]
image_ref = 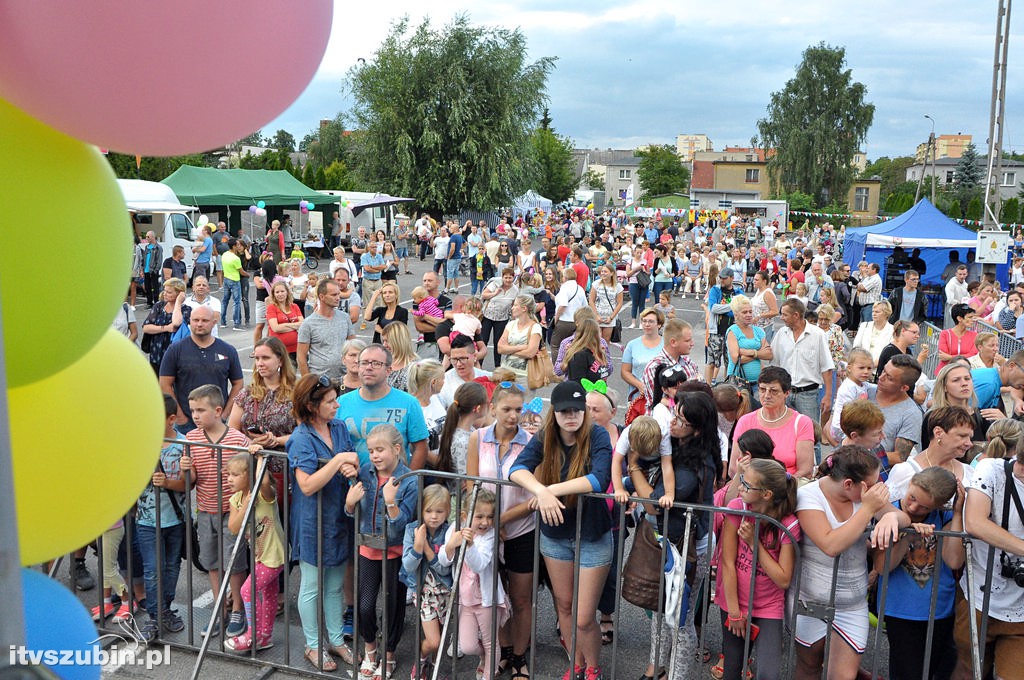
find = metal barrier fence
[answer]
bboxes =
[921,317,1024,380]
[56,440,999,680]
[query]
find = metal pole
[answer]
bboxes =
[0,275,27,661]
[983,0,1011,229]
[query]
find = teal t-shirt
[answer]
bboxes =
[972,367,1002,409]
[336,388,429,466]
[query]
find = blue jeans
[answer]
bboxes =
[653,281,673,299]
[222,278,242,326]
[471,277,485,295]
[135,523,185,617]
[629,282,649,321]
[788,388,822,463]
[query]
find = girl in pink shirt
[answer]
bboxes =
[716,459,800,680]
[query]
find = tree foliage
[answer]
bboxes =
[347,15,554,213]
[861,156,915,199]
[756,43,874,207]
[582,169,605,192]
[236,130,264,147]
[530,124,578,204]
[1001,197,1020,225]
[271,129,296,153]
[303,114,352,169]
[773,190,815,212]
[636,145,690,199]
[322,160,356,191]
[238,148,291,170]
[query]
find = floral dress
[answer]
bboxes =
[143,303,191,368]
[233,386,297,484]
[824,323,847,371]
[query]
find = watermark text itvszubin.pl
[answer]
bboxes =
[9,644,171,670]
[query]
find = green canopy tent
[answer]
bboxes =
[161,165,336,237]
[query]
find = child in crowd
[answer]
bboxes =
[345,424,418,680]
[224,453,286,652]
[440,489,509,680]
[401,485,453,680]
[718,429,776,508]
[411,286,444,322]
[436,382,490,480]
[448,296,484,340]
[654,290,676,320]
[518,397,544,435]
[611,416,668,504]
[716,459,800,680]
[180,384,254,638]
[649,365,689,503]
[874,467,963,680]
[970,417,1024,467]
[92,520,130,625]
[132,393,188,642]
[829,348,874,444]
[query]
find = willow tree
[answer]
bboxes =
[756,43,874,207]
[347,15,554,214]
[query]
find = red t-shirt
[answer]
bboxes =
[571,261,590,288]
[266,302,303,353]
[557,245,571,264]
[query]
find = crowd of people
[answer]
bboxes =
[80,209,1024,680]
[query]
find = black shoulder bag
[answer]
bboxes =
[157,459,208,574]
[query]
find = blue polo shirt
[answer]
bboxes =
[360,252,384,280]
[972,367,1003,409]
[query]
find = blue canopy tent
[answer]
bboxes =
[842,199,1006,286]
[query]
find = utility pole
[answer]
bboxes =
[983,0,1012,229]
[915,115,936,205]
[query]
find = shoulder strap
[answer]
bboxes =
[156,457,186,523]
[1003,459,1024,528]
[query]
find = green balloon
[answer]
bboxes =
[0,98,131,387]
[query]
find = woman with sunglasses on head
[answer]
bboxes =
[510,381,614,680]
[731,367,815,480]
[286,373,360,671]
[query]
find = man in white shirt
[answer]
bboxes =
[416,214,433,261]
[438,335,491,408]
[855,262,882,322]
[771,297,835,422]
[551,268,588,349]
[944,264,970,328]
[184,275,222,337]
[805,261,834,309]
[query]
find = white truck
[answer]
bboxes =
[118,179,198,277]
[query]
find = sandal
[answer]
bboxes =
[329,643,354,664]
[305,647,337,672]
[510,652,530,680]
[359,654,379,679]
[696,647,712,664]
[599,618,614,646]
[496,646,514,675]
[637,671,666,680]
[384,659,397,680]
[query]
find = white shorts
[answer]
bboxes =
[255,300,267,324]
[794,602,869,653]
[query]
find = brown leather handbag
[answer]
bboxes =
[620,518,665,611]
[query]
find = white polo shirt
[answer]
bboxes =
[770,322,835,389]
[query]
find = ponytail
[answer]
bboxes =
[436,382,488,474]
[815,444,880,482]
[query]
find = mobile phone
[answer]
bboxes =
[749,623,760,641]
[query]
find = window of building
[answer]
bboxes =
[1002,172,1016,186]
[854,187,870,212]
[745,168,760,183]
[945,170,955,183]
[618,169,631,180]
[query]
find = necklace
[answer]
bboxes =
[759,406,789,424]
[922,449,956,473]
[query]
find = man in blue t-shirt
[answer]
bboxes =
[336,344,428,469]
[191,225,214,283]
[972,353,1024,411]
[446,227,464,294]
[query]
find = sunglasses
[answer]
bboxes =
[311,373,334,398]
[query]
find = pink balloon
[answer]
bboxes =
[0,1,332,156]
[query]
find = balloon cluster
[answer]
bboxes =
[340,199,350,208]
[299,200,316,214]
[249,201,268,217]
[0,2,333,677]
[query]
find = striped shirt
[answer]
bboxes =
[185,427,250,513]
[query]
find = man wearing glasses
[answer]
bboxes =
[336,344,429,470]
[439,334,491,408]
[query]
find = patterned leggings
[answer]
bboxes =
[241,563,282,644]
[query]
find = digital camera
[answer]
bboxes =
[1000,552,1024,588]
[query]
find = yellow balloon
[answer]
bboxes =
[12,330,164,565]
[0,98,131,387]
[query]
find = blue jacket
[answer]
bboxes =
[400,521,453,589]
[347,460,418,548]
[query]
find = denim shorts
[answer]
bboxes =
[446,258,461,279]
[395,247,409,258]
[539,530,613,568]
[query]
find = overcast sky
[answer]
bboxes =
[265,0,1024,162]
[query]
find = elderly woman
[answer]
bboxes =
[724,294,772,399]
[141,277,188,372]
[497,294,543,379]
[731,366,815,479]
[852,299,894,367]
[621,308,665,400]
[381,322,418,392]
[816,303,848,378]
[937,303,978,372]
[969,331,1005,370]
[337,339,366,396]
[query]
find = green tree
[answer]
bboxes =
[347,15,554,213]
[756,43,874,207]
[636,145,690,199]
[582,169,604,192]
[530,124,578,204]
[861,156,915,198]
[322,160,356,191]
[314,166,327,191]
[954,143,983,216]
[271,129,297,152]
[1001,197,1020,225]
[301,161,315,188]
[304,114,352,168]
[236,130,265,147]
[966,196,983,221]
[774,190,814,212]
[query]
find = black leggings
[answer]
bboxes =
[357,555,406,653]
[885,615,956,680]
[481,317,508,368]
[719,610,784,680]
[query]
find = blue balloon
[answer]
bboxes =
[21,568,101,680]
[256,200,266,209]
[307,202,315,210]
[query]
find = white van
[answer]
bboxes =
[118,179,198,278]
